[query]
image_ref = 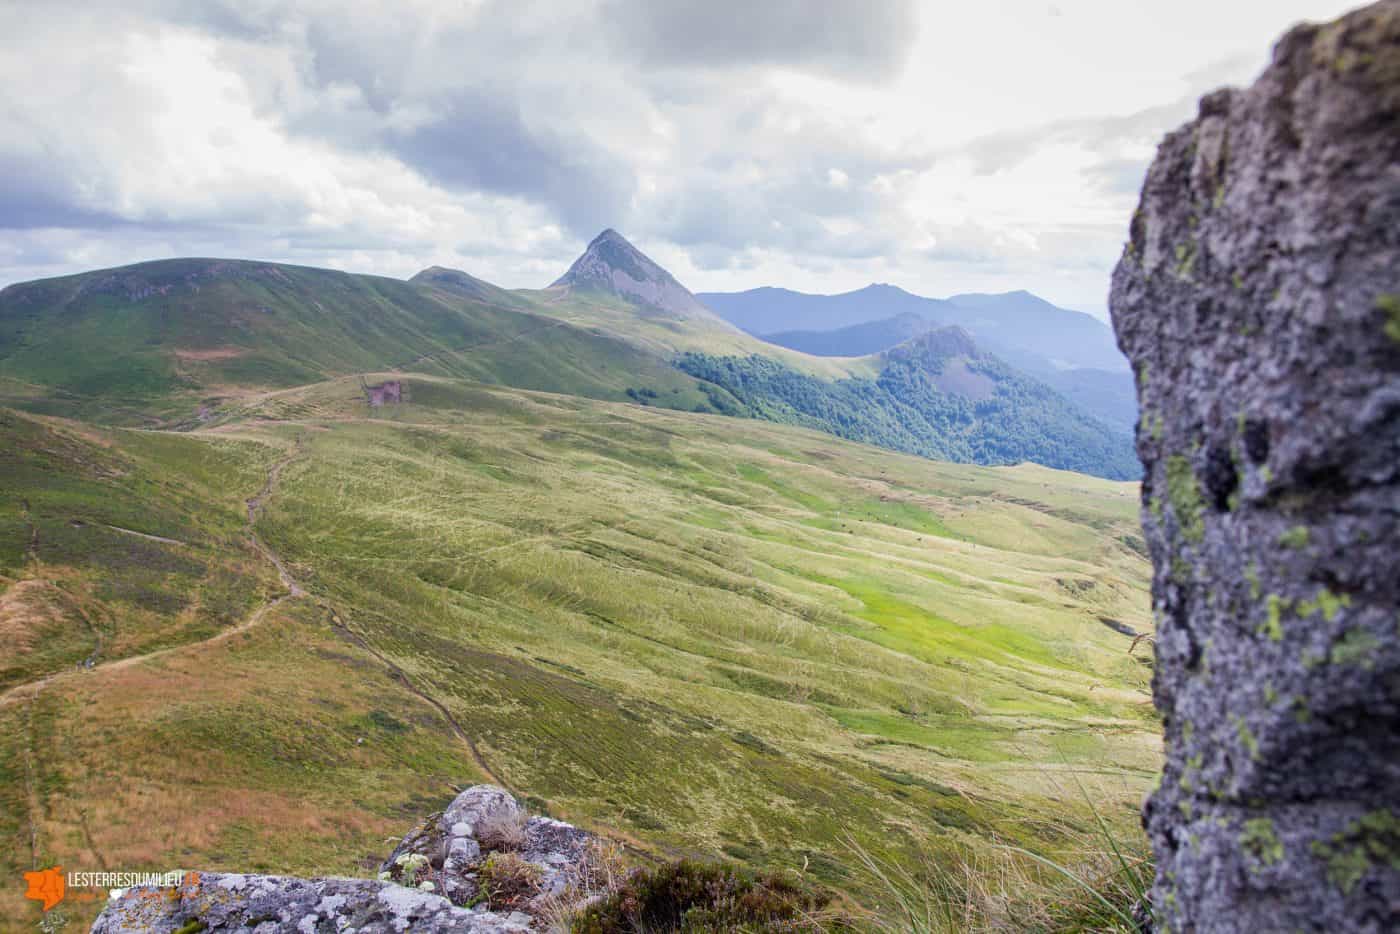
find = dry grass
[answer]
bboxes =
[845,824,1151,933]
[536,839,632,932]
[0,580,71,654]
[0,383,1160,930]
[477,806,529,852]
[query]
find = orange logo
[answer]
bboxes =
[23,866,64,911]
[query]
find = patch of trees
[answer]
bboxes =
[675,352,1139,480]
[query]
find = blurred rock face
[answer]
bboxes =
[1110,2,1400,930]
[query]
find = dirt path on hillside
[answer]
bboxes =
[0,441,306,710]
[2,432,508,794]
[246,441,306,596]
[325,611,511,791]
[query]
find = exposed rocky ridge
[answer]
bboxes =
[550,228,719,320]
[91,786,594,932]
[1109,2,1400,931]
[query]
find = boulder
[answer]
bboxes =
[91,785,592,932]
[1109,2,1400,931]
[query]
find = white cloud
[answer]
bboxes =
[0,0,1367,318]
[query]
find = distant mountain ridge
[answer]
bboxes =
[677,322,1139,479]
[0,231,1136,478]
[697,283,1128,374]
[758,309,1138,432]
[764,312,931,358]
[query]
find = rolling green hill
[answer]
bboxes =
[0,257,720,425]
[0,378,1156,929]
[0,233,1136,479]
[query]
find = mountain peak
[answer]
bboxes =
[551,228,713,320]
[883,325,981,367]
[589,227,625,245]
[410,265,509,303]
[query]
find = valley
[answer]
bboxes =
[0,374,1156,929]
[0,229,1160,930]
[0,231,1137,481]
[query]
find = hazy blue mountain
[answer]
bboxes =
[756,311,1137,433]
[943,290,1125,373]
[697,283,952,334]
[698,284,1128,374]
[1036,368,1138,433]
[762,312,930,356]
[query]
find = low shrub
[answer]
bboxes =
[479,852,543,911]
[569,859,838,933]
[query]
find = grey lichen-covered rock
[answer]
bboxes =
[381,784,591,909]
[1109,2,1400,931]
[91,786,591,932]
[90,872,531,933]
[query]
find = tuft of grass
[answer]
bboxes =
[477,806,529,853]
[846,828,1152,933]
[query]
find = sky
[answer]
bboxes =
[0,0,1367,319]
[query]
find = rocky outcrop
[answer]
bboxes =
[550,228,724,321]
[91,786,593,932]
[380,785,592,910]
[1109,2,1400,931]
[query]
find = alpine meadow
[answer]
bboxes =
[0,234,1158,930]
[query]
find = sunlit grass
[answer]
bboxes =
[0,380,1158,929]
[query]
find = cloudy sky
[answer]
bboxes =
[0,0,1364,317]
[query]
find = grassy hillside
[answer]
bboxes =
[0,381,1157,930]
[0,252,1134,479]
[677,329,1140,479]
[0,258,719,425]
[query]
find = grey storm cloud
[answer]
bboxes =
[381,92,637,237]
[601,0,918,80]
[0,0,1340,314]
[0,153,124,231]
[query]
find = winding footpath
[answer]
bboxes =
[2,431,507,793]
[0,441,305,711]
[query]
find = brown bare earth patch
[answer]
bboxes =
[934,357,996,400]
[0,580,84,655]
[174,346,247,361]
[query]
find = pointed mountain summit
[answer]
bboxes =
[551,229,715,320]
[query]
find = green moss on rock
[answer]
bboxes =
[1241,818,1284,866]
[1165,455,1205,543]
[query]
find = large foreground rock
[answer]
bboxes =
[91,786,591,932]
[90,872,532,933]
[1110,2,1400,931]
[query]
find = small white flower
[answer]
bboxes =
[418,881,435,892]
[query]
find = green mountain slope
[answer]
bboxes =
[0,236,1135,478]
[0,257,731,422]
[0,382,1156,928]
[677,327,1140,479]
